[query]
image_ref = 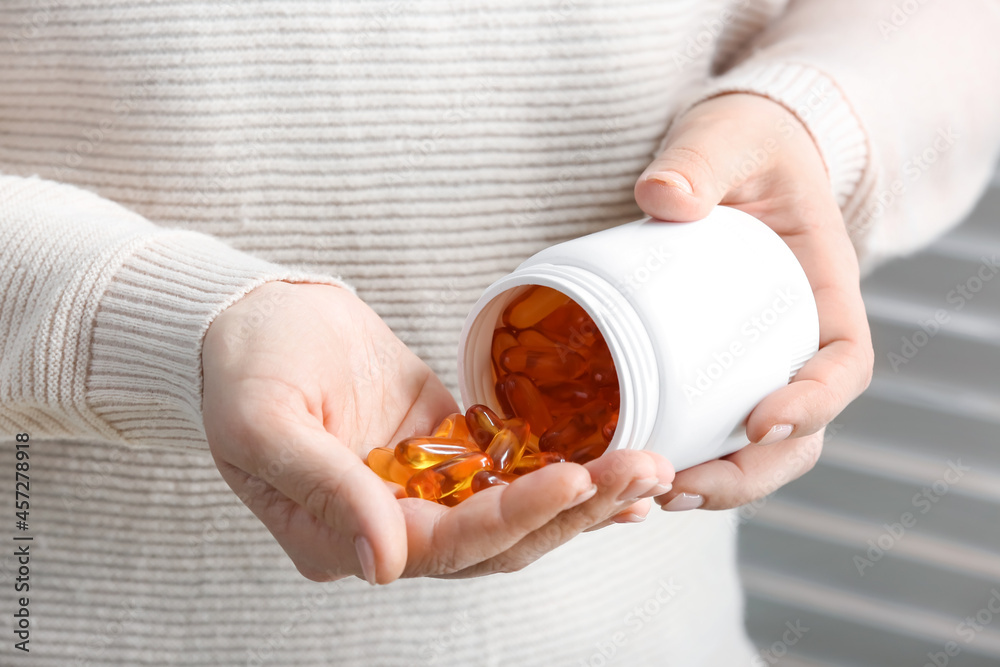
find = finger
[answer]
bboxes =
[441,450,673,577]
[215,393,408,584]
[584,498,652,532]
[213,458,367,582]
[401,461,595,578]
[656,431,824,511]
[746,197,873,444]
[634,94,787,222]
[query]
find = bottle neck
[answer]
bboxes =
[458,262,659,453]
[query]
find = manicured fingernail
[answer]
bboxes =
[568,483,598,509]
[612,512,646,524]
[644,170,693,195]
[651,482,673,496]
[756,424,794,446]
[354,535,377,586]
[616,477,659,503]
[661,493,704,512]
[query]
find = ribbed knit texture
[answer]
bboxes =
[1,1,998,665]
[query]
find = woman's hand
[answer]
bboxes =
[634,93,874,511]
[202,282,673,584]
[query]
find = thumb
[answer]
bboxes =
[634,94,782,222]
[213,410,408,584]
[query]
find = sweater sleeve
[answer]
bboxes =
[672,0,1000,272]
[0,174,351,451]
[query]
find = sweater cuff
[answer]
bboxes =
[86,231,351,452]
[671,61,870,210]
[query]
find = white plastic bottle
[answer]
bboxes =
[457,206,819,472]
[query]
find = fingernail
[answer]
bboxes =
[651,482,673,496]
[567,483,598,509]
[354,535,377,586]
[756,424,794,446]
[616,477,659,503]
[612,512,646,524]
[661,493,704,512]
[643,170,693,195]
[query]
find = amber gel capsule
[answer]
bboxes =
[406,452,492,501]
[395,437,473,469]
[511,451,565,475]
[539,412,599,455]
[602,412,619,443]
[494,380,515,418]
[503,285,571,329]
[465,404,505,448]
[365,447,415,486]
[515,328,556,348]
[502,373,554,432]
[534,300,597,347]
[485,418,531,473]
[439,486,475,507]
[499,346,588,383]
[471,470,518,492]
[565,436,609,464]
[433,412,471,442]
[491,328,519,371]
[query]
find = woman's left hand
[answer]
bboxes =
[633,93,874,511]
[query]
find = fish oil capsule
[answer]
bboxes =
[395,437,473,469]
[589,357,618,387]
[499,346,588,383]
[534,300,598,348]
[471,469,518,492]
[406,451,492,501]
[516,328,557,348]
[503,285,571,329]
[432,412,472,442]
[494,380,515,418]
[565,435,609,464]
[576,398,613,429]
[538,413,598,456]
[502,372,554,432]
[511,451,565,475]
[602,411,619,443]
[491,328,519,367]
[465,404,505,448]
[485,418,531,472]
[440,486,475,507]
[365,446,416,486]
[537,380,597,410]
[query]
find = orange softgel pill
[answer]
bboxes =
[485,418,530,473]
[364,285,619,506]
[406,452,492,501]
[465,404,505,448]
[395,437,473,469]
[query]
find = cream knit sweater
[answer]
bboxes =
[1,2,999,665]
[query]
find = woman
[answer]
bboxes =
[2,1,998,664]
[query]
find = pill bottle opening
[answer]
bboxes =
[480,284,621,463]
[458,264,664,466]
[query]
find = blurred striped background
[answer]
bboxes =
[741,166,1000,666]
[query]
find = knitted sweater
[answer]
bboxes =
[1,2,998,665]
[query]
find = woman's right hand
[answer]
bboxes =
[202,281,674,584]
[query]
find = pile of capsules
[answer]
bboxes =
[365,285,621,506]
